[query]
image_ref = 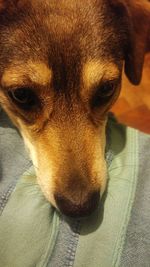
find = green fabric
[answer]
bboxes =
[0,167,60,267]
[74,121,139,267]
[0,118,139,267]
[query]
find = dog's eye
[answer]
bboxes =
[91,81,116,109]
[8,88,39,111]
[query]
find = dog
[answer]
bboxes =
[0,0,150,217]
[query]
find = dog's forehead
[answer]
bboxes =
[0,0,120,62]
[31,0,117,58]
[0,0,124,89]
[23,0,102,61]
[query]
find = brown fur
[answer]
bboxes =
[0,0,150,217]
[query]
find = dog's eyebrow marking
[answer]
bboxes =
[82,60,119,91]
[1,61,52,88]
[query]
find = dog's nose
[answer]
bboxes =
[54,190,100,217]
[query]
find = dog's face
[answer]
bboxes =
[0,0,150,217]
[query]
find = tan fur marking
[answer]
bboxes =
[1,61,52,87]
[82,60,119,91]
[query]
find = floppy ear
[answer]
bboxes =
[110,0,150,85]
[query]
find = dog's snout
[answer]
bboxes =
[54,190,100,217]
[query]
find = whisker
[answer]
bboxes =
[108,176,133,184]
[108,164,137,172]
[107,191,116,201]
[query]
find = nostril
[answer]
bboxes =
[54,190,100,217]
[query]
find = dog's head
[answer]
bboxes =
[0,0,150,217]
